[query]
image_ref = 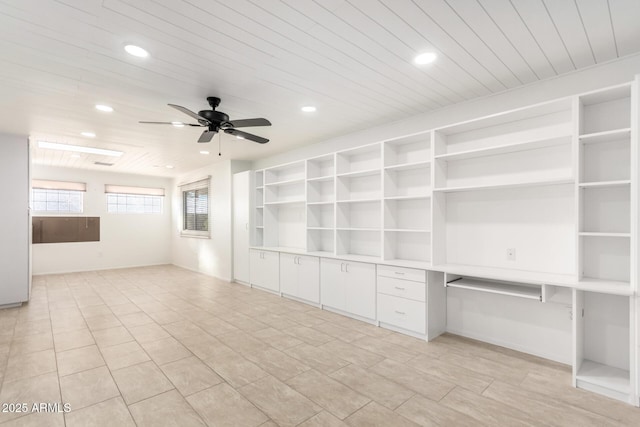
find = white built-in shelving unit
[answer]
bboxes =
[573,84,636,402]
[249,78,640,405]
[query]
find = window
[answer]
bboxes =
[32,189,83,213]
[106,194,162,214]
[180,177,210,237]
[105,184,165,214]
[32,180,86,213]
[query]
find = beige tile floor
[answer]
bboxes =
[0,265,639,426]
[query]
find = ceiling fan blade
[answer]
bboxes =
[168,104,210,124]
[139,121,203,127]
[227,118,271,128]
[198,131,217,143]
[224,128,269,144]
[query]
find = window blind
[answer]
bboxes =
[180,177,210,234]
[32,179,86,192]
[104,184,165,196]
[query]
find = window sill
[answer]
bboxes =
[180,231,210,239]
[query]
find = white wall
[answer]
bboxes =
[171,159,250,281]
[0,133,30,305]
[31,166,172,275]
[255,53,640,170]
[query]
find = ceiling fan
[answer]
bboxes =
[140,97,271,143]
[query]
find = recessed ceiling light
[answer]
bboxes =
[38,141,123,157]
[165,165,174,169]
[70,154,81,158]
[236,136,245,140]
[301,106,316,113]
[80,132,96,138]
[95,104,113,113]
[414,52,437,65]
[199,150,210,155]
[124,44,149,58]
[171,122,185,127]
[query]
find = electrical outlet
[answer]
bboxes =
[507,248,516,261]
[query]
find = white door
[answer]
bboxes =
[233,171,251,283]
[298,255,320,303]
[345,261,376,319]
[320,258,345,310]
[280,253,298,296]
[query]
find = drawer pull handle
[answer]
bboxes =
[395,310,406,315]
[395,272,405,275]
[395,287,406,290]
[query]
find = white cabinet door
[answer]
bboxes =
[345,261,376,319]
[321,258,345,310]
[249,249,263,288]
[233,171,251,284]
[280,253,298,296]
[261,250,280,292]
[298,255,320,303]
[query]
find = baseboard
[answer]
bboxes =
[170,263,232,283]
[445,327,571,365]
[31,262,172,276]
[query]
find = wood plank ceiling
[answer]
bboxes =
[0,0,638,176]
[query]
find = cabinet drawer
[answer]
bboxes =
[377,276,425,302]
[377,293,425,334]
[377,264,426,283]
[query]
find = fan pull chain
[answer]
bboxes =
[218,135,222,156]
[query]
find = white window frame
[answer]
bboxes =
[105,184,165,215]
[32,180,86,214]
[179,177,210,238]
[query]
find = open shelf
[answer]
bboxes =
[384,228,430,233]
[307,228,334,254]
[336,143,381,175]
[384,133,430,167]
[264,200,305,205]
[578,232,630,238]
[434,177,574,193]
[307,176,334,182]
[265,178,305,187]
[337,200,380,230]
[384,194,431,201]
[337,171,381,201]
[384,165,430,198]
[336,168,380,179]
[579,85,631,135]
[579,128,631,144]
[264,161,305,185]
[576,360,630,396]
[336,229,381,259]
[384,230,430,264]
[307,201,334,205]
[307,178,334,203]
[383,160,430,172]
[579,180,631,188]
[446,277,542,301]
[307,203,334,229]
[581,185,630,233]
[575,278,632,296]
[384,197,430,231]
[435,134,571,162]
[307,154,334,179]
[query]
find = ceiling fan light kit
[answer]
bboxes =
[140,96,271,144]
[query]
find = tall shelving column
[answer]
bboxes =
[573,83,637,404]
[263,161,306,250]
[306,154,335,256]
[381,132,432,267]
[254,170,264,246]
[335,143,383,262]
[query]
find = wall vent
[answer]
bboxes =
[94,161,114,166]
